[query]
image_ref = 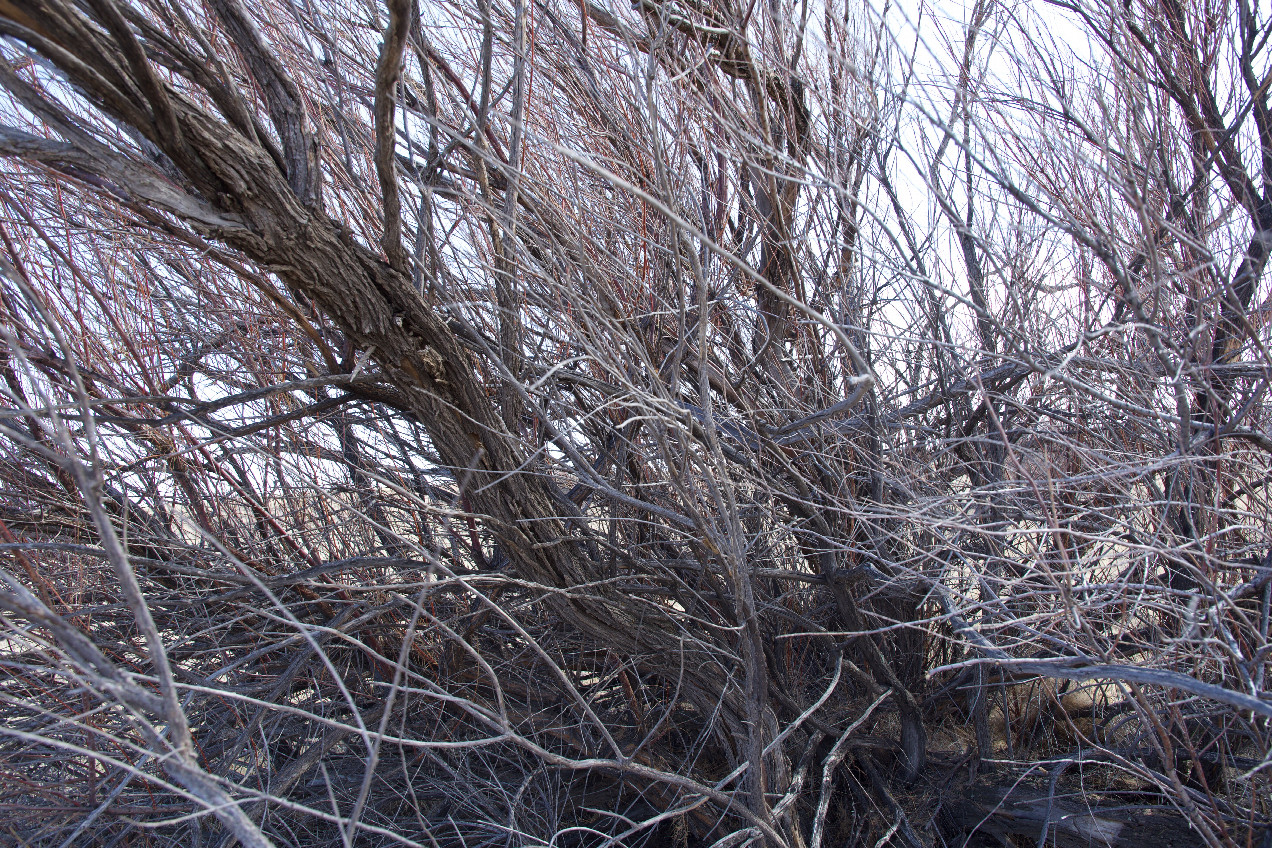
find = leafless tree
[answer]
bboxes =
[0,0,1268,845]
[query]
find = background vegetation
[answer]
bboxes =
[0,0,1269,844]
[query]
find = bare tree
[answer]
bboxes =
[0,0,1268,845]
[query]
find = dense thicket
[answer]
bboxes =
[0,0,1269,845]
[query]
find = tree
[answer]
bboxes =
[0,0,1268,844]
